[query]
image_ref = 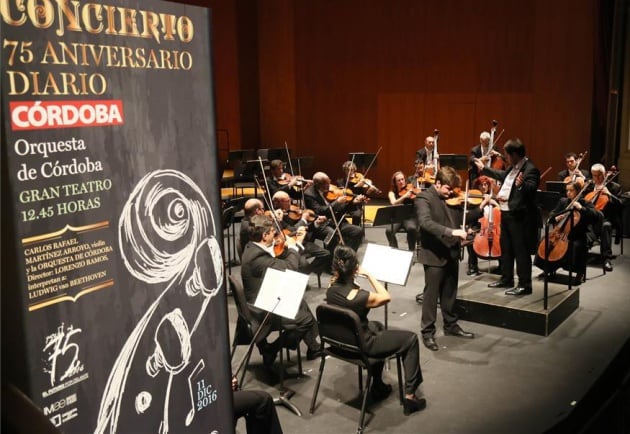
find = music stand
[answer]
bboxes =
[228,149,256,163]
[439,154,469,170]
[546,181,566,195]
[291,156,314,172]
[349,152,377,172]
[267,148,290,163]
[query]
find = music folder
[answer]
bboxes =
[360,243,413,286]
[254,268,308,320]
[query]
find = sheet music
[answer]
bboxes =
[254,268,308,320]
[361,243,413,286]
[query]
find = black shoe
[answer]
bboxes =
[415,293,423,304]
[505,286,532,296]
[488,279,514,288]
[306,348,322,360]
[467,267,481,276]
[261,344,280,367]
[444,325,475,339]
[370,383,392,402]
[403,395,427,415]
[422,337,438,351]
[604,260,613,272]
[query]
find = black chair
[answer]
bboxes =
[229,275,303,390]
[309,304,404,433]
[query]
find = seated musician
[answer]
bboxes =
[386,171,418,252]
[238,198,266,260]
[271,191,331,276]
[338,161,379,226]
[267,159,312,199]
[469,131,491,184]
[232,376,284,434]
[557,152,589,182]
[240,214,322,362]
[304,172,365,253]
[465,176,501,276]
[415,136,439,176]
[327,245,427,415]
[534,179,600,282]
[586,163,622,272]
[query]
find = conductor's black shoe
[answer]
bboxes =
[488,279,514,288]
[444,325,475,339]
[422,337,438,351]
[505,286,532,296]
[604,260,613,272]
[467,267,481,276]
[306,348,322,360]
[415,293,424,304]
[403,395,427,415]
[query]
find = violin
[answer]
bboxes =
[286,204,317,222]
[326,185,355,202]
[350,172,382,194]
[398,183,422,199]
[445,188,485,207]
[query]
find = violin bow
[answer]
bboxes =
[257,157,284,235]
[362,146,382,180]
[343,153,356,192]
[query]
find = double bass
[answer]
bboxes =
[563,151,588,184]
[536,180,592,262]
[485,120,506,170]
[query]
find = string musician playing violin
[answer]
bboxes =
[338,161,380,226]
[415,166,475,352]
[585,163,622,272]
[271,191,331,277]
[533,179,600,283]
[385,171,419,252]
[240,213,322,363]
[303,172,365,254]
[268,159,313,199]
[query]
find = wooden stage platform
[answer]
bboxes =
[455,269,580,336]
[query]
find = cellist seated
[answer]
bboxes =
[534,180,601,283]
[585,163,622,272]
[466,176,502,276]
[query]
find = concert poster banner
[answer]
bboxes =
[1,1,234,433]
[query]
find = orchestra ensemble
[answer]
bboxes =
[230,124,624,425]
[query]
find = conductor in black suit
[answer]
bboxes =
[473,139,541,295]
[415,166,475,352]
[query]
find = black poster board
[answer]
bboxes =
[1,2,233,433]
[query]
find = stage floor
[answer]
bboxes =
[226,223,630,434]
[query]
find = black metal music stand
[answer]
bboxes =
[348,152,377,172]
[372,204,415,272]
[267,148,290,163]
[233,159,267,198]
[439,154,469,170]
[228,149,256,164]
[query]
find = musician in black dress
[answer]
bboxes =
[326,245,426,415]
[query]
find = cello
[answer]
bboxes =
[473,180,502,259]
[536,179,592,262]
[584,166,619,211]
[486,120,506,170]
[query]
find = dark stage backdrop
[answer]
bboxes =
[1,1,233,433]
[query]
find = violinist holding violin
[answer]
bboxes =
[303,171,365,253]
[472,139,540,296]
[339,161,380,225]
[240,214,322,362]
[271,191,331,276]
[268,159,313,199]
[585,163,622,272]
[534,179,600,283]
[415,166,475,351]
[385,171,419,251]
